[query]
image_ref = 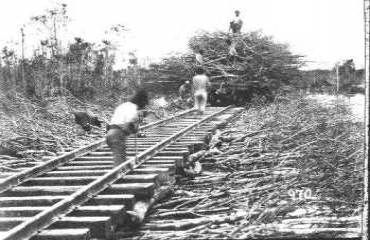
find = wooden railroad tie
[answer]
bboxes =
[0,107,242,240]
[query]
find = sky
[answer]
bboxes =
[0,0,366,70]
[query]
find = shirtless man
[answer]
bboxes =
[192,67,211,115]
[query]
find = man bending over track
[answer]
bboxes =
[192,67,212,115]
[106,89,149,167]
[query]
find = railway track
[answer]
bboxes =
[0,106,242,240]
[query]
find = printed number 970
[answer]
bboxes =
[288,188,315,201]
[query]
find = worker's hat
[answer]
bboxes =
[235,10,240,14]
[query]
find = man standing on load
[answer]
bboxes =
[192,66,211,115]
[229,10,243,34]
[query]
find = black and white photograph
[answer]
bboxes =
[0,0,368,239]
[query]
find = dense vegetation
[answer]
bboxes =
[0,3,139,103]
[300,61,364,94]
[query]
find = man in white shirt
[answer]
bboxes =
[230,10,243,34]
[192,67,211,115]
[106,89,149,166]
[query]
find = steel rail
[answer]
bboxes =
[0,106,231,240]
[0,108,194,194]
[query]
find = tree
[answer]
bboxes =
[1,47,17,91]
[65,37,93,94]
[30,3,69,90]
[334,59,356,92]
[100,40,115,88]
[29,52,47,98]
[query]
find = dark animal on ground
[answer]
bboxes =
[71,111,102,131]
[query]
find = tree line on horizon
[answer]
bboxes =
[0,3,364,103]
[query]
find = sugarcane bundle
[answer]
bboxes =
[149,31,303,96]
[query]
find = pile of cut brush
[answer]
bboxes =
[0,91,112,176]
[150,31,303,92]
[121,96,364,240]
[0,91,190,177]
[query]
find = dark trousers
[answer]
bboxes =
[106,128,127,167]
